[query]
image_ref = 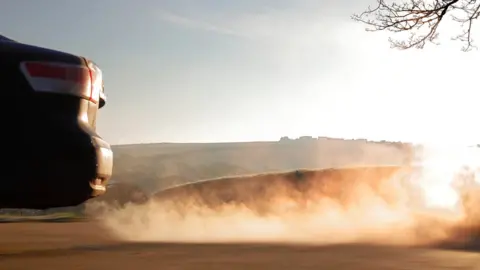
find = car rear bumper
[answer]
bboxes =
[90,136,113,196]
[0,131,113,209]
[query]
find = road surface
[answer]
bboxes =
[0,222,479,270]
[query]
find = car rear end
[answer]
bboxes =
[1,36,113,209]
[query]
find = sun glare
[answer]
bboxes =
[415,145,480,211]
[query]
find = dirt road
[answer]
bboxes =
[0,222,479,270]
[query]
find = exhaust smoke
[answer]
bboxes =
[91,145,480,246]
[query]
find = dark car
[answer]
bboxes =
[1,35,113,209]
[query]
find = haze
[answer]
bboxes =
[2,0,479,145]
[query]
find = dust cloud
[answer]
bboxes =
[90,145,480,246]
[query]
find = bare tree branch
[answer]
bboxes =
[352,0,480,51]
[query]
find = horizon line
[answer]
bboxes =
[110,136,414,147]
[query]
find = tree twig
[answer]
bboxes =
[352,0,480,51]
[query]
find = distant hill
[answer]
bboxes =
[109,137,414,195]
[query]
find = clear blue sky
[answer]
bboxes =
[2,0,479,145]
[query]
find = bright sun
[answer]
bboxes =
[414,145,480,211]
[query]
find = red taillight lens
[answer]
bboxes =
[85,60,102,104]
[23,62,89,83]
[20,61,102,104]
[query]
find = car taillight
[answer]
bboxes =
[85,60,102,104]
[20,61,102,104]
